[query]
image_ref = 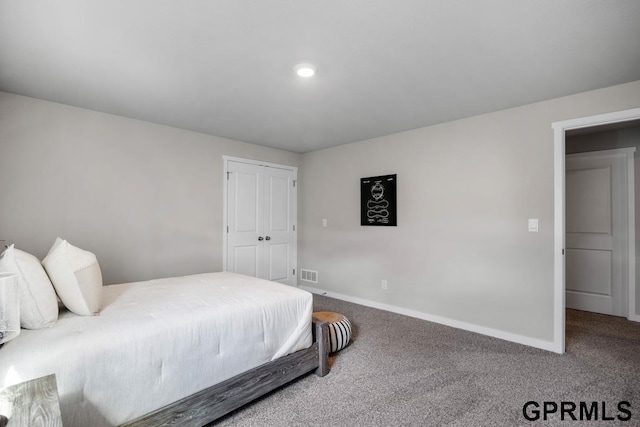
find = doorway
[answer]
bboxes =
[552,108,640,354]
[222,156,298,287]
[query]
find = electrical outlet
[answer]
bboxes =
[381,279,388,290]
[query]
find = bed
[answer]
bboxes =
[0,271,330,427]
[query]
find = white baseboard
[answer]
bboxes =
[301,285,559,353]
[628,313,640,322]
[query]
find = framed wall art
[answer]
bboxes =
[360,174,397,226]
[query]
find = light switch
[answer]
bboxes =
[322,219,328,227]
[528,218,539,232]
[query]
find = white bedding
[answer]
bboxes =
[0,272,313,426]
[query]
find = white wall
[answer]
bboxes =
[299,80,640,345]
[0,92,301,285]
[3,81,640,348]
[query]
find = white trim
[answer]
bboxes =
[302,286,558,353]
[565,147,636,159]
[552,107,640,353]
[222,156,298,277]
[552,125,566,354]
[223,155,299,172]
[552,108,640,132]
[627,149,640,321]
[222,158,229,272]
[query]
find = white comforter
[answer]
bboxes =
[0,272,313,426]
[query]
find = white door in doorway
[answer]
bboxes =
[565,148,634,317]
[225,158,297,286]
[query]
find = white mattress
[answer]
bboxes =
[0,272,313,426]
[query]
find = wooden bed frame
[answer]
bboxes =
[122,318,330,427]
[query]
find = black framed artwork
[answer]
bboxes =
[360,174,397,226]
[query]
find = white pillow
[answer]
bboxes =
[42,238,103,316]
[0,244,59,329]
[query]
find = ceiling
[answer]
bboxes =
[1,1,639,153]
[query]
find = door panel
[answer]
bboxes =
[566,249,612,295]
[566,167,611,234]
[263,167,296,286]
[227,162,264,278]
[268,243,289,282]
[235,171,260,232]
[565,150,627,316]
[233,246,258,277]
[268,175,290,232]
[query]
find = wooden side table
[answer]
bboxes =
[0,374,63,426]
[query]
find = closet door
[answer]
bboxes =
[226,159,297,286]
[262,166,296,285]
[227,161,263,278]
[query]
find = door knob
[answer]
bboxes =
[258,236,264,241]
[265,236,271,241]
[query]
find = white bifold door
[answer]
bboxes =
[225,158,297,286]
[565,148,634,317]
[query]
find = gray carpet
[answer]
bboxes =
[214,295,640,426]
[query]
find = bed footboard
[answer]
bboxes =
[122,319,329,427]
[313,317,330,377]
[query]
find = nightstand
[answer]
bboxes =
[0,374,63,426]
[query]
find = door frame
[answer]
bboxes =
[552,107,640,354]
[222,155,298,278]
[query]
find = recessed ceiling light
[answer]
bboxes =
[294,63,317,78]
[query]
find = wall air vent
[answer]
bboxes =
[300,269,318,283]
